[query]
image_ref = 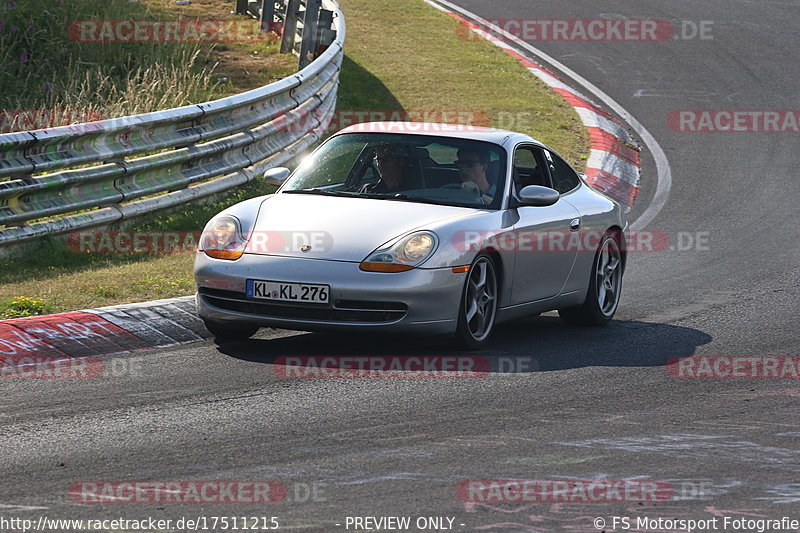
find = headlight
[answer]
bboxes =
[200,216,247,260]
[360,231,438,272]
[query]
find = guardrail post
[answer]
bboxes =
[260,0,276,32]
[280,0,302,54]
[298,0,322,68]
[274,0,287,25]
[234,0,248,15]
[316,9,335,55]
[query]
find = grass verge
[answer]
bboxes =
[0,0,589,317]
[336,0,589,166]
[0,0,296,131]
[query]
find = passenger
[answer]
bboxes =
[455,148,494,202]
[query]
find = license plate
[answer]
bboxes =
[246,279,330,304]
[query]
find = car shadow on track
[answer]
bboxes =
[213,314,712,373]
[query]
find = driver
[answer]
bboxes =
[361,144,408,194]
[455,148,495,202]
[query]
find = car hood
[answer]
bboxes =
[245,193,481,261]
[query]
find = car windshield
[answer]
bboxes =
[280,133,507,209]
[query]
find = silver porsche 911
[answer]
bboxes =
[194,123,627,347]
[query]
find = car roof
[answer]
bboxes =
[334,122,541,147]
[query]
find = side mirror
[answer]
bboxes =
[517,185,560,207]
[263,167,291,185]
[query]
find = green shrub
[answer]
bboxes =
[0,296,54,319]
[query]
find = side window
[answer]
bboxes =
[544,150,581,193]
[361,165,377,183]
[425,143,460,165]
[512,146,550,192]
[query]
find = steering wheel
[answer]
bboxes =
[441,182,488,204]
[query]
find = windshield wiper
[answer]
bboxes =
[284,188,356,197]
[286,189,477,208]
[363,193,469,208]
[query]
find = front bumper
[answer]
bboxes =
[194,253,465,335]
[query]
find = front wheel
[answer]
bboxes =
[452,254,499,349]
[559,232,623,326]
[202,319,259,343]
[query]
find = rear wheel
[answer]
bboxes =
[559,232,623,326]
[452,254,498,349]
[202,319,259,343]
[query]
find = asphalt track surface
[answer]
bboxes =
[3,1,799,531]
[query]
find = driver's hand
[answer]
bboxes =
[461,181,480,194]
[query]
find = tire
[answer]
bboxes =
[558,231,623,326]
[451,254,499,349]
[203,319,259,343]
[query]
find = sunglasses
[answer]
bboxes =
[455,160,482,168]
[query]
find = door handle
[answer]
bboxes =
[569,218,581,231]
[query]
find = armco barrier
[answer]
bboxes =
[0,0,344,249]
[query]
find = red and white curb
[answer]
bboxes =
[0,296,209,363]
[426,0,641,210]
